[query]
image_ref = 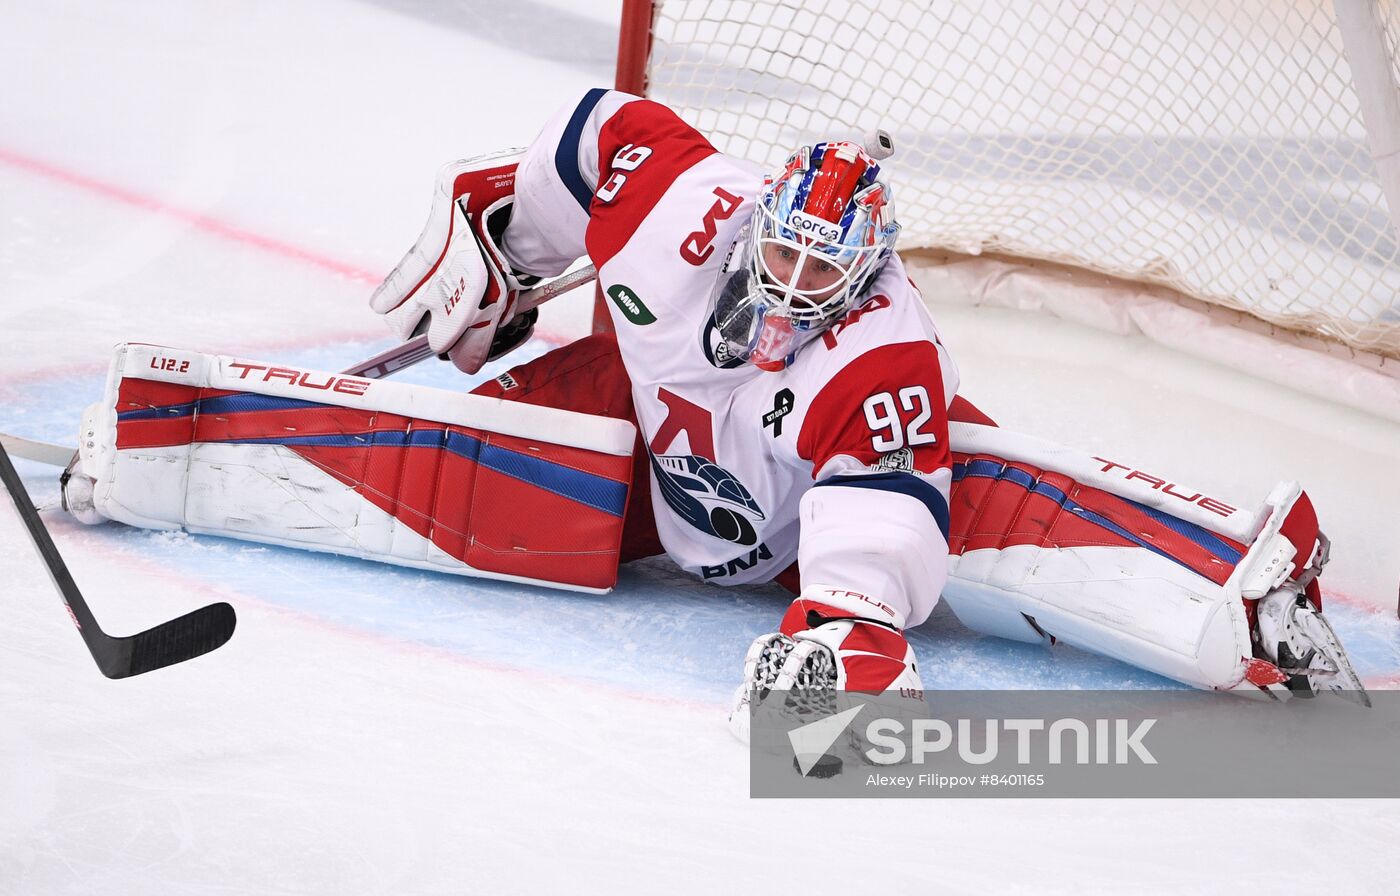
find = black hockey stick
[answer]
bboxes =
[0,442,235,678]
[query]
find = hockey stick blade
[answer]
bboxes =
[94,600,238,679]
[343,264,599,379]
[0,442,235,678]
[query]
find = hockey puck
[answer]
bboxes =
[794,753,843,779]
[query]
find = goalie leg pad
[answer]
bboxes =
[75,344,636,592]
[941,423,1364,698]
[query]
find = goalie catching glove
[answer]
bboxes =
[370,150,542,374]
[729,586,926,744]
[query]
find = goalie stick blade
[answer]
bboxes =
[0,433,76,468]
[94,601,238,679]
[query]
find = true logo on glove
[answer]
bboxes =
[814,587,896,621]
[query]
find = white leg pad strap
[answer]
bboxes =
[76,344,636,593]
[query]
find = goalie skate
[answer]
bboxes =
[1255,576,1370,706]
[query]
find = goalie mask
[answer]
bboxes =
[708,140,900,371]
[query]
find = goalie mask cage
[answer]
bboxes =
[614,0,1400,415]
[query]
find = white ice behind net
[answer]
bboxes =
[644,0,1400,358]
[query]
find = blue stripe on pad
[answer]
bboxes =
[119,393,332,421]
[223,428,625,518]
[1126,498,1243,566]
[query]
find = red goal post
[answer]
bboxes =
[610,0,1400,420]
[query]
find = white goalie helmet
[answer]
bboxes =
[708,137,900,371]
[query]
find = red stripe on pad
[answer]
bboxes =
[113,376,627,590]
[115,378,199,450]
[294,442,624,589]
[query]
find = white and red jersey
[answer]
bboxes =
[502,89,958,629]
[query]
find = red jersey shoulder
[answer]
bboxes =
[796,336,952,478]
[585,100,722,266]
[594,100,719,189]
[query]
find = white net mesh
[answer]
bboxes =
[643,0,1400,358]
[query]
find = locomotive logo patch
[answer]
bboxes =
[649,452,766,546]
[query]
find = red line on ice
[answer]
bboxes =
[0,146,381,283]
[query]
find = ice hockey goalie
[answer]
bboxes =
[58,86,1369,715]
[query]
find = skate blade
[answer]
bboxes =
[1296,609,1372,708]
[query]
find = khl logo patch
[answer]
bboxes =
[870,446,914,472]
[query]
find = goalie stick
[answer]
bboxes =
[0,441,236,678]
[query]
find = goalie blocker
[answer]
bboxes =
[67,344,635,593]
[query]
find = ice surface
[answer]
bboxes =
[2,2,1399,894]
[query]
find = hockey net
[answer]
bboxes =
[627,0,1400,368]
